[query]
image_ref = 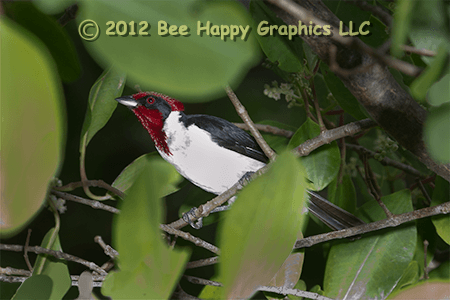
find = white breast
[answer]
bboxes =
[157,112,266,195]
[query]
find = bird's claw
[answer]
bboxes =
[238,171,255,188]
[182,208,203,229]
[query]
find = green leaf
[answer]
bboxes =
[391,0,416,57]
[424,102,450,163]
[77,0,261,101]
[34,0,76,14]
[321,63,368,120]
[4,2,81,82]
[32,228,71,300]
[218,152,308,299]
[80,66,126,152]
[102,161,190,299]
[288,118,341,191]
[12,275,53,300]
[0,18,66,237]
[392,260,420,292]
[324,190,417,299]
[428,71,450,107]
[429,260,450,280]
[328,174,357,214]
[249,1,304,72]
[258,120,297,153]
[111,153,182,197]
[431,176,450,245]
[410,46,449,102]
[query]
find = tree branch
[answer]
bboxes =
[233,123,294,138]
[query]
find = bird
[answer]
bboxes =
[115,91,365,230]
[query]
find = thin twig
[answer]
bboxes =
[24,229,33,272]
[186,256,219,269]
[346,144,425,178]
[402,45,437,57]
[225,85,276,160]
[259,286,333,300]
[54,180,125,199]
[173,285,202,300]
[266,0,423,77]
[294,200,450,249]
[418,180,432,205]
[424,240,429,280]
[51,190,120,214]
[310,80,326,132]
[160,225,220,255]
[233,123,294,138]
[0,267,32,277]
[57,4,79,27]
[94,236,119,259]
[183,275,222,287]
[294,119,377,156]
[0,244,107,275]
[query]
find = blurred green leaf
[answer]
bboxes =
[4,2,81,82]
[392,260,420,293]
[324,190,417,299]
[249,1,304,72]
[321,63,368,120]
[80,66,126,151]
[12,275,53,300]
[429,260,450,280]
[218,152,307,299]
[431,176,450,245]
[328,174,357,214]
[32,228,71,300]
[424,102,450,163]
[288,118,341,191]
[391,0,416,57]
[410,46,449,102]
[428,71,450,107]
[77,0,261,101]
[34,0,76,14]
[0,18,65,237]
[102,161,190,299]
[111,152,182,196]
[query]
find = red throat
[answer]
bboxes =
[132,106,171,155]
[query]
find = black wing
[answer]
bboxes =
[184,114,269,164]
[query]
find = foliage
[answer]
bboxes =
[1,0,449,299]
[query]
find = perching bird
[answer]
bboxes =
[116,91,364,230]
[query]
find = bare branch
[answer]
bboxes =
[51,190,120,214]
[345,0,392,26]
[225,85,276,160]
[259,285,334,300]
[186,256,219,269]
[233,123,294,138]
[94,236,119,259]
[160,224,220,255]
[294,201,450,249]
[0,244,107,275]
[54,180,125,199]
[183,275,222,287]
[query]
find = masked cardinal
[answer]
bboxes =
[116,91,364,230]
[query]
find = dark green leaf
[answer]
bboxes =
[431,176,450,245]
[1,18,65,237]
[218,152,308,299]
[12,275,53,300]
[288,118,341,191]
[321,64,368,120]
[324,190,417,299]
[424,102,450,163]
[77,1,261,101]
[4,2,81,82]
[328,174,357,214]
[80,66,126,151]
[111,153,182,197]
[102,161,190,299]
[249,1,304,72]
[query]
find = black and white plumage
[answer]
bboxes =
[116,92,364,230]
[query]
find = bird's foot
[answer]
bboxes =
[182,208,203,229]
[238,171,255,188]
[210,196,236,213]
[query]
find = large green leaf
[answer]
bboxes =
[77,0,261,101]
[32,228,71,300]
[111,153,182,196]
[328,174,357,215]
[218,152,308,299]
[102,161,190,299]
[390,0,416,58]
[12,275,53,300]
[424,102,450,163]
[288,118,341,191]
[0,18,65,237]
[80,67,126,151]
[431,176,450,245]
[428,70,450,107]
[249,1,304,72]
[3,1,81,82]
[324,190,417,299]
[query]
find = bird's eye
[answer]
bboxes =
[147,97,155,105]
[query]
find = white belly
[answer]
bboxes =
[158,113,266,194]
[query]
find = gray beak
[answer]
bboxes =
[115,95,138,108]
